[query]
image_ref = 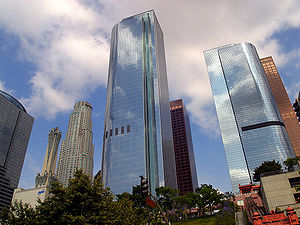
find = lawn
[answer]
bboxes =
[172,217,216,225]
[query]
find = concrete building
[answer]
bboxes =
[204,43,295,193]
[170,99,198,195]
[12,127,62,207]
[102,10,177,195]
[0,90,34,210]
[12,187,50,208]
[35,127,61,188]
[56,101,94,186]
[260,171,300,216]
[261,57,300,157]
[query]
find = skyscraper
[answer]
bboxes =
[13,127,61,207]
[56,101,94,186]
[294,91,300,122]
[35,127,61,188]
[170,99,198,195]
[0,90,34,209]
[204,43,295,193]
[102,10,177,195]
[260,57,300,157]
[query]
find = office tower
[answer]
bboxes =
[102,10,177,195]
[261,57,300,157]
[35,127,61,188]
[56,101,94,186]
[293,91,300,122]
[170,99,198,195]
[204,43,295,193]
[0,90,34,209]
[13,127,61,207]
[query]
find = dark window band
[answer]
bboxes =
[241,121,285,131]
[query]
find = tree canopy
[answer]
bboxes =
[195,184,223,215]
[1,170,147,225]
[284,157,300,172]
[253,160,282,182]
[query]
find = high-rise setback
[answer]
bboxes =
[102,10,177,195]
[260,57,300,157]
[170,99,198,195]
[0,90,34,209]
[56,101,94,186]
[204,43,295,193]
[36,127,61,188]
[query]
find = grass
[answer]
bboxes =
[172,217,216,225]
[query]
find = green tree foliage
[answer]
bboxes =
[1,170,147,225]
[174,192,199,220]
[195,184,223,215]
[284,157,300,172]
[253,160,282,182]
[1,201,38,225]
[155,186,178,212]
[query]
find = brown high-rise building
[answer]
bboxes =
[260,57,300,157]
[170,99,198,195]
[294,91,300,122]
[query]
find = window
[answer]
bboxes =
[127,125,130,133]
[105,131,108,139]
[115,128,118,135]
[110,129,112,137]
[121,126,124,134]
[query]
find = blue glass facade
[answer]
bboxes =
[102,10,177,195]
[204,43,295,193]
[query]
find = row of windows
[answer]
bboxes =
[105,125,130,139]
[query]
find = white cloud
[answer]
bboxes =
[0,0,110,118]
[0,0,300,131]
[0,81,15,95]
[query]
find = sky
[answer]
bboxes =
[0,0,300,193]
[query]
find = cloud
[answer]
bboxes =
[102,0,300,136]
[0,81,15,95]
[0,0,300,132]
[0,0,110,118]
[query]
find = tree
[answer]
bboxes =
[253,160,282,182]
[155,186,178,212]
[1,170,147,225]
[1,201,38,225]
[195,184,223,215]
[174,192,199,220]
[284,157,300,172]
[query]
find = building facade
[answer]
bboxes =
[56,101,94,186]
[102,10,177,195]
[13,127,61,207]
[170,99,198,195]
[36,127,61,188]
[0,90,34,209]
[293,91,300,122]
[260,170,300,216]
[204,43,295,193]
[260,57,300,157]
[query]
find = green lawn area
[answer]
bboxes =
[172,217,216,225]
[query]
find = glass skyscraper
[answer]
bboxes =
[102,10,177,195]
[56,101,94,186]
[204,43,295,193]
[0,90,34,209]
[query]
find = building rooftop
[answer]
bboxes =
[0,90,26,112]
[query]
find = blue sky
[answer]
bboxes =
[0,0,300,193]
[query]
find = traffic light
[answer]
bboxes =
[140,176,148,197]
